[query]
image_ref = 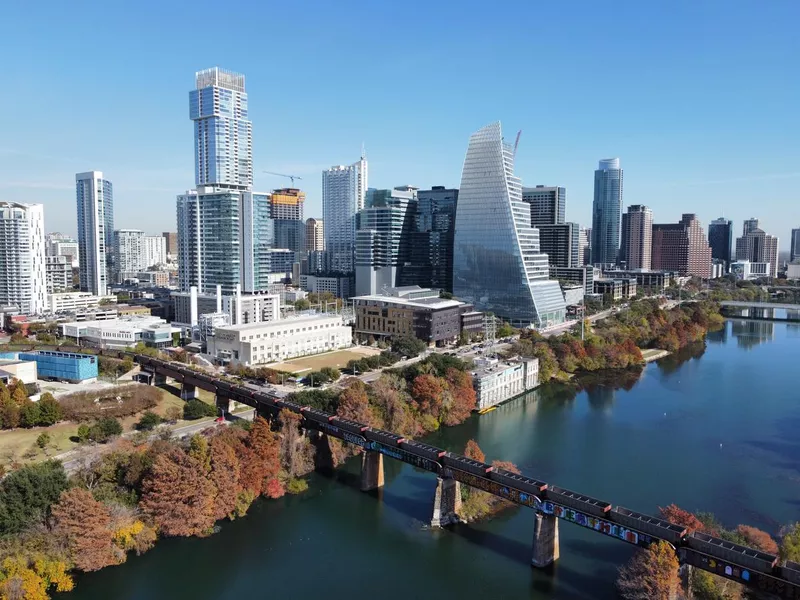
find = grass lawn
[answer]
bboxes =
[269,348,382,373]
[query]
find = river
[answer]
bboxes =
[64,319,800,599]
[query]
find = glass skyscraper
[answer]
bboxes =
[453,122,566,328]
[322,155,368,274]
[76,171,113,296]
[591,158,623,267]
[177,68,270,294]
[708,217,733,265]
[190,68,252,189]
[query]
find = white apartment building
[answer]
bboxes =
[76,171,113,296]
[207,313,352,366]
[322,156,367,274]
[45,255,72,294]
[48,292,116,314]
[46,233,79,267]
[472,357,539,410]
[0,202,47,314]
[113,229,145,278]
[143,235,167,267]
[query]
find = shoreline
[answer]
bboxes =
[640,349,671,363]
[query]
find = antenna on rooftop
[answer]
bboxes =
[513,130,522,157]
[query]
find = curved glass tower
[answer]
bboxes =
[453,122,566,328]
[591,158,623,266]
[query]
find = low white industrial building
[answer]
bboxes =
[207,314,352,366]
[61,315,179,349]
[471,357,539,410]
[49,292,117,314]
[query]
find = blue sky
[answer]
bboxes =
[1,0,798,247]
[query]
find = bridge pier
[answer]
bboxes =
[531,512,560,568]
[215,395,230,417]
[153,372,167,386]
[360,450,384,491]
[430,476,461,527]
[180,382,199,400]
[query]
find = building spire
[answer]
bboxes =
[361,142,366,160]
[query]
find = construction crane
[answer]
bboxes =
[263,171,303,186]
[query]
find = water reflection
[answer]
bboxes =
[528,370,645,414]
[655,342,707,375]
[731,319,774,349]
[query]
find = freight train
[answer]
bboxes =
[131,353,800,585]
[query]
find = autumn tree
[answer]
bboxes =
[411,374,447,421]
[337,380,376,426]
[0,555,74,599]
[0,394,20,429]
[140,447,215,536]
[370,374,413,435]
[278,408,314,479]
[736,525,778,554]
[51,488,122,571]
[209,436,240,520]
[659,504,706,533]
[464,439,485,463]
[617,540,681,600]
[188,434,211,473]
[442,368,476,426]
[11,380,28,405]
[241,416,282,498]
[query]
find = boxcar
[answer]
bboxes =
[545,485,612,518]
[490,469,547,496]
[780,560,800,585]
[442,453,493,477]
[300,407,334,425]
[401,439,446,461]
[364,428,404,447]
[686,532,778,574]
[610,507,687,544]
[330,415,368,435]
[275,399,303,413]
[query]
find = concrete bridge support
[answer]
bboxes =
[153,372,167,386]
[360,450,384,492]
[180,382,199,400]
[531,512,560,568]
[215,396,230,417]
[430,477,461,527]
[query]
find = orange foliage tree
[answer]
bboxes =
[209,437,240,521]
[51,488,121,571]
[411,374,447,419]
[246,415,283,498]
[464,439,485,463]
[658,504,706,533]
[140,447,215,537]
[617,539,681,600]
[337,380,377,426]
[736,525,778,554]
[442,368,476,426]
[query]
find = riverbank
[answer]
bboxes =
[640,348,670,362]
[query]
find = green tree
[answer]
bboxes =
[780,522,800,563]
[89,417,123,442]
[0,460,69,534]
[136,411,162,431]
[0,395,20,429]
[391,334,427,358]
[36,432,51,449]
[36,392,63,426]
[496,322,515,337]
[294,298,311,310]
[184,399,217,420]
[19,398,41,428]
[77,423,91,442]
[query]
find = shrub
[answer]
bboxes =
[36,432,51,449]
[136,411,162,431]
[183,399,217,420]
[88,417,123,443]
[77,424,90,442]
[60,385,160,422]
[37,392,64,426]
[286,478,309,495]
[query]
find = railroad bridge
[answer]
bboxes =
[135,354,800,598]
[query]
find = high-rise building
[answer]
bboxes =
[305,218,324,253]
[537,223,580,268]
[398,186,458,292]
[162,232,178,260]
[0,202,47,314]
[708,218,733,265]
[143,235,167,267]
[735,218,779,277]
[452,122,565,328]
[45,255,72,294]
[178,68,271,295]
[178,189,272,295]
[46,233,79,267]
[190,67,252,189]
[322,155,368,273]
[578,227,590,266]
[790,228,800,263]
[621,205,653,270]
[591,158,623,266]
[522,185,566,226]
[113,229,145,278]
[270,188,305,254]
[354,186,417,296]
[76,171,113,296]
[651,214,712,278]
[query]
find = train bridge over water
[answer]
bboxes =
[134,354,800,598]
[720,302,800,323]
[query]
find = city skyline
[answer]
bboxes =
[1,2,798,247]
